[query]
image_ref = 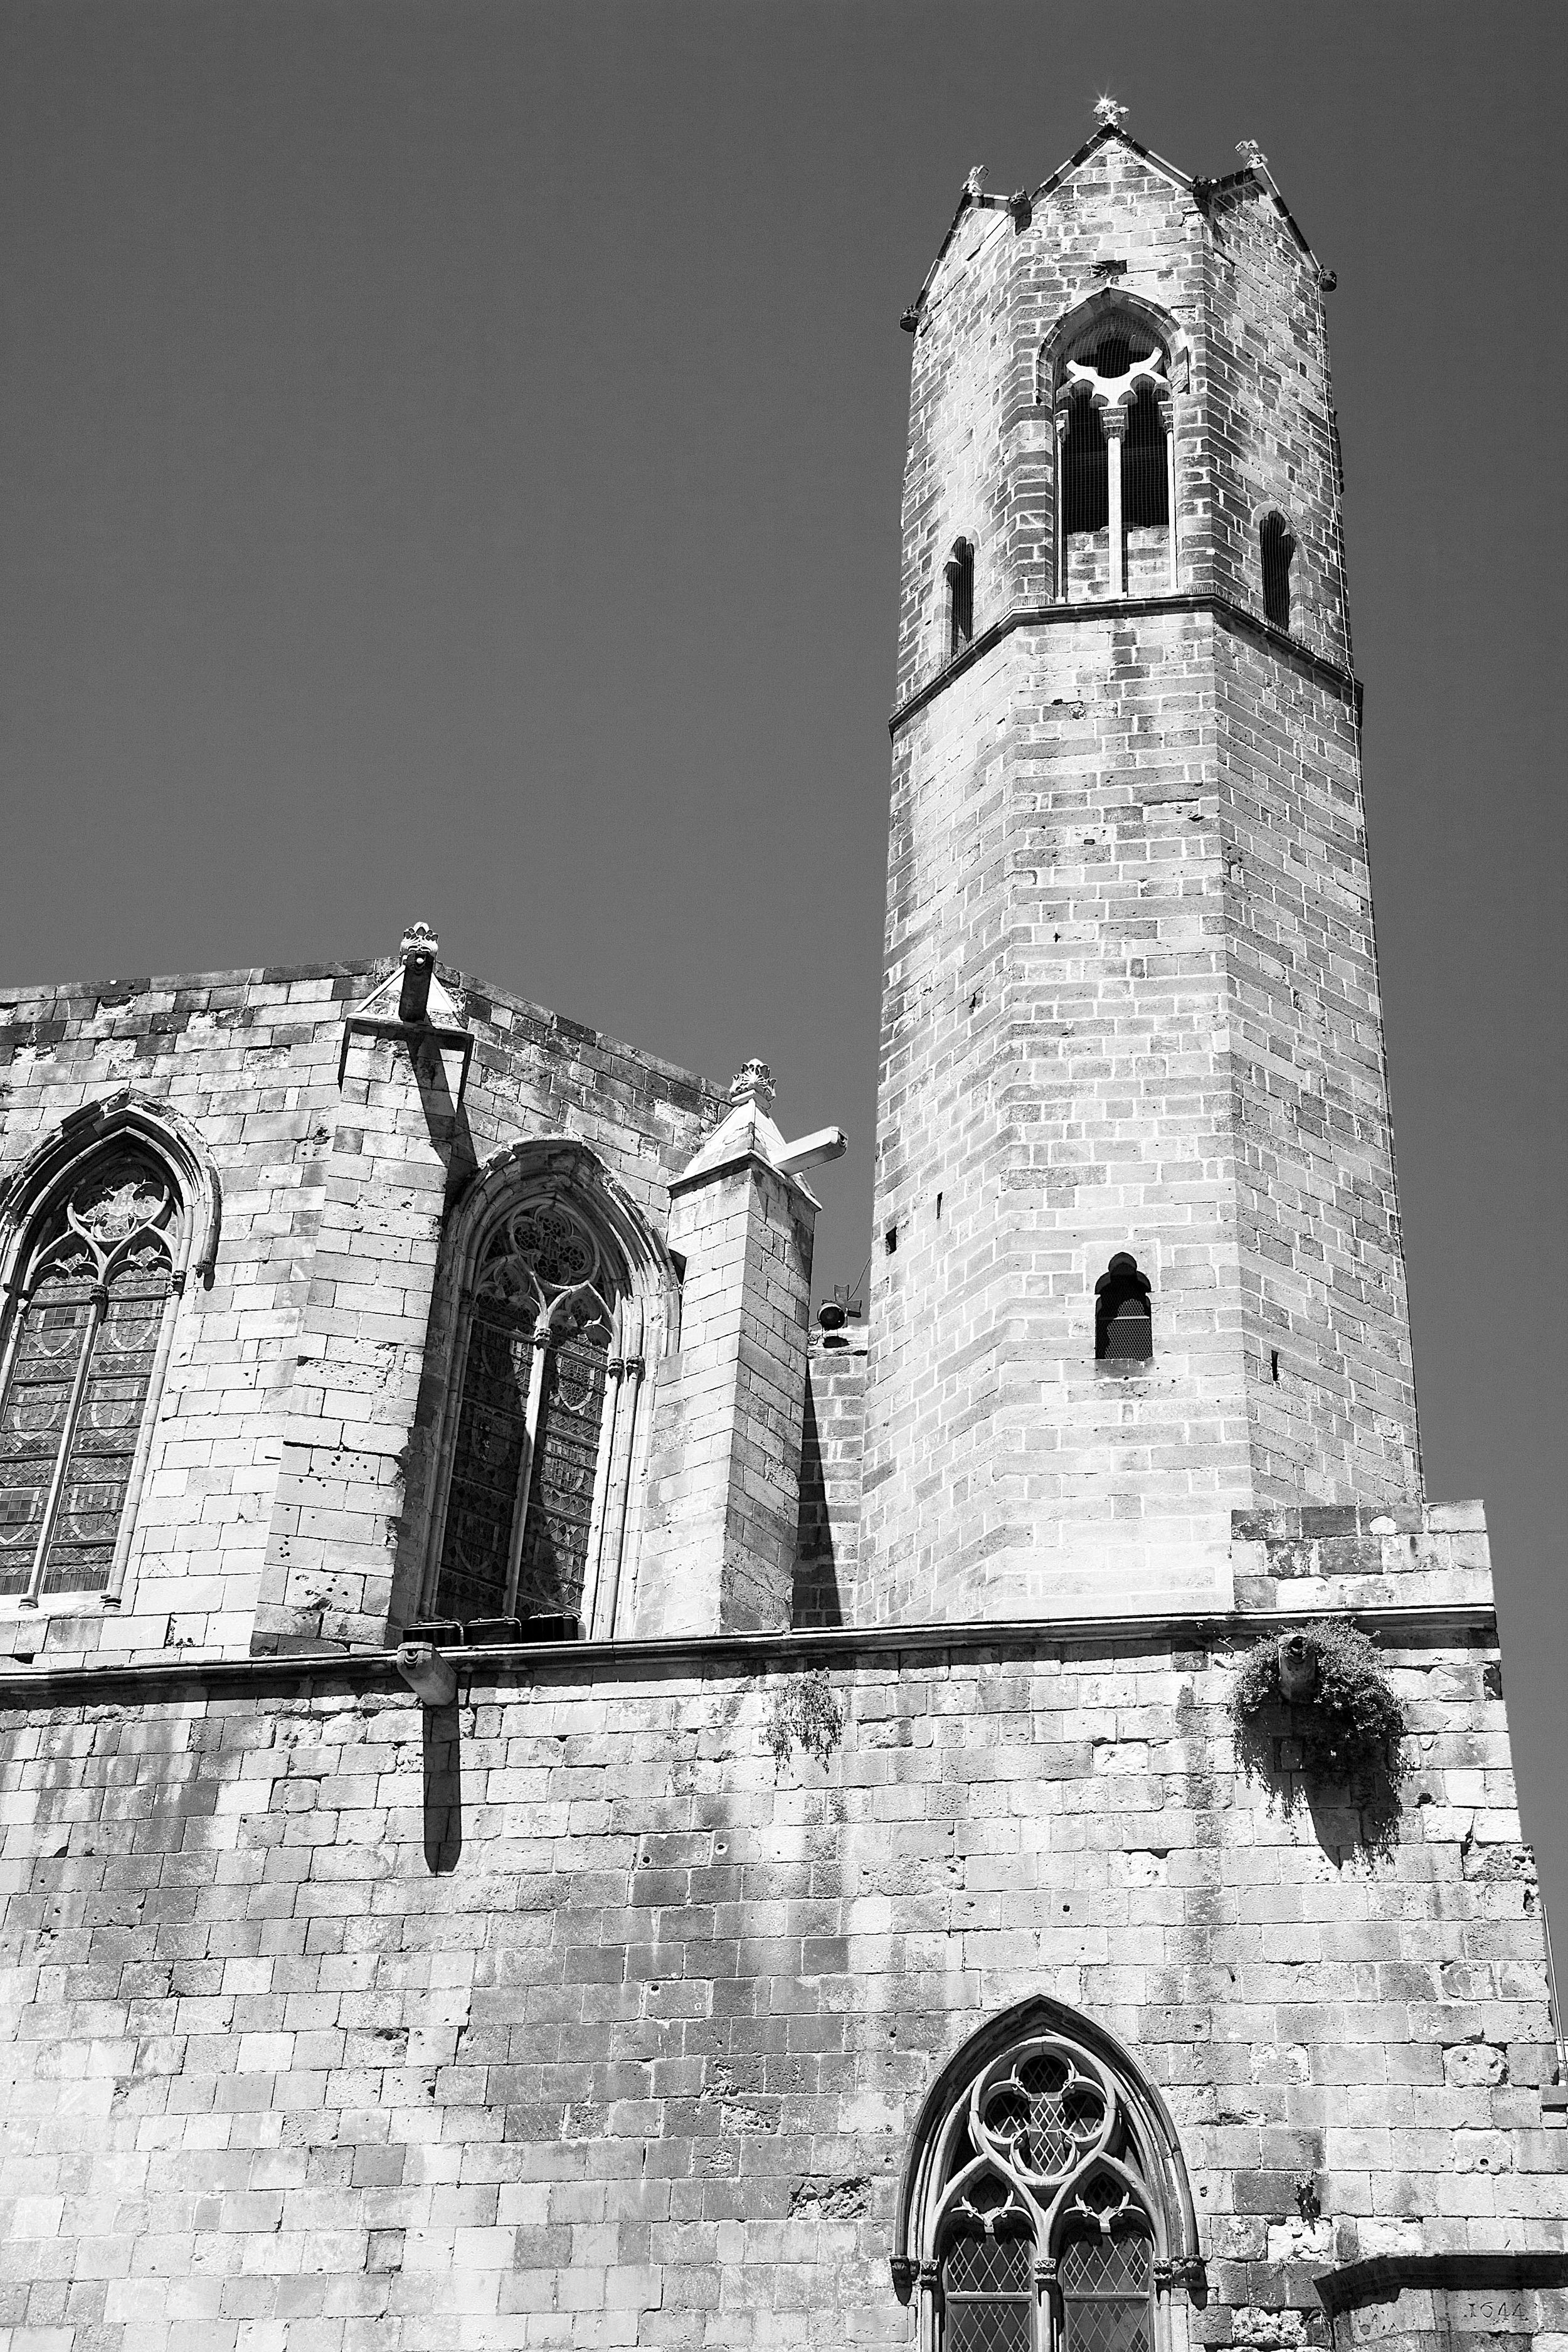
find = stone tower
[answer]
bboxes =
[864,114,1421,1623]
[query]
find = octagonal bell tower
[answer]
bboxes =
[863,111,1421,1624]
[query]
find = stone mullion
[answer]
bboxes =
[1102,403,1128,598]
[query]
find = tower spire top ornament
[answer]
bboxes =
[1094,95,1129,132]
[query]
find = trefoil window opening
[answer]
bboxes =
[1094,1252,1153,1363]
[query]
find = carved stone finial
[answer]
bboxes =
[1094,95,1129,131]
[965,164,988,199]
[397,921,440,1025]
[729,1059,776,1110]
[1236,138,1268,171]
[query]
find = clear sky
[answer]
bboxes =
[2,2,1564,1936]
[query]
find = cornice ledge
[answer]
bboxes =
[0,1599,1498,1709]
[889,593,1360,736]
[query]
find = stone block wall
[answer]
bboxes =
[1,1581,1562,2349]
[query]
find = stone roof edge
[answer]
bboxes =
[0,955,731,1112]
[0,1600,1498,1710]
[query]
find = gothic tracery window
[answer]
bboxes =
[922,2034,1167,2352]
[0,1148,180,1602]
[433,1191,617,1628]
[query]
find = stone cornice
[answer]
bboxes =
[889,591,1361,736]
[0,1600,1496,1710]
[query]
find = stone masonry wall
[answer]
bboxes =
[0,962,725,1668]
[1,1582,1562,2349]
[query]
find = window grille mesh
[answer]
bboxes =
[1122,384,1168,528]
[1261,514,1293,630]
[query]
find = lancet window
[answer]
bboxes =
[894,2003,1199,2352]
[0,1147,182,1603]
[1051,307,1178,602]
[947,539,976,658]
[1260,512,1295,633]
[433,1191,618,1628]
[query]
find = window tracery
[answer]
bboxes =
[0,1147,181,1603]
[894,2001,1199,2352]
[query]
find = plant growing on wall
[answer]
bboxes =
[1230,1620,1410,1827]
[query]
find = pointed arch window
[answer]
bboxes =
[893,2000,1200,2352]
[0,1147,183,1603]
[433,1192,618,1629]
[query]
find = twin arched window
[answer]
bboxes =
[1054,310,1177,602]
[895,2001,1199,2352]
[0,1108,213,1608]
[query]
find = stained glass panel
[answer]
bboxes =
[40,1259,169,1595]
[516,1327,608,1617]
[436,1305,534,1623]
[0,1269,93,1597]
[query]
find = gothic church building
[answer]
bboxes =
[2,111,1564,2352]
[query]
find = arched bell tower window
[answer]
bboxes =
[1260,511,1296,632]
[893,1997,1202,2352]
[1047,298,1181,604]
[415,1138,682,1643]
[0,1145,183,1604]
[946,538,975,659]
[1095,1253,1153,1364]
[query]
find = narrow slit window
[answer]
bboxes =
[946,539,975,657]
[1261,512,1295,632]
[1094,1251,1153,1363]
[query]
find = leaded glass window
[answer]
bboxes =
[433,1192,615,1627]
[944,2226,1032,2351]
[1061,2228,1153,2352]
[0,1150,177,1602]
